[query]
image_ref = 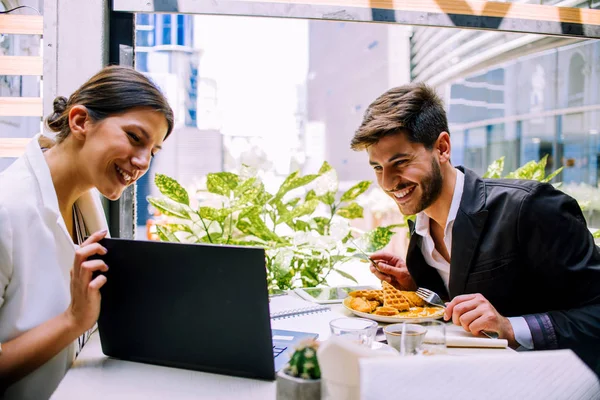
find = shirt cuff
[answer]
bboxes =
[522,313,558,350]
[508,316,534,350]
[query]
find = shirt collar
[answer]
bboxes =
[414,168,465,237]
[24,134,61,218]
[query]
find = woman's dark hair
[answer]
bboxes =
[45,65,174,143]
[351,82,449,151]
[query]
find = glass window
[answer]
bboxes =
[177,15,185,46]
[162,15,172,45]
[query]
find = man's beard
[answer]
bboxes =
[400,158,443,215]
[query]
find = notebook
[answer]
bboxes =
[91,238,317,380]
[270,294,331,320]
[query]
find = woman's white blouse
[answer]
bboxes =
[0,136,108,400]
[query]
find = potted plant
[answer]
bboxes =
[147,161,404,292]
[277,339,321,400]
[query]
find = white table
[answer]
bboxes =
[50,303,515,399]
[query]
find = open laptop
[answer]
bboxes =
[92,237,317,380]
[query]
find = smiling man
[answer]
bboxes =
[351,83,600,375]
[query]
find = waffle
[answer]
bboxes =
[400,291,425,307]
[349,290,383,302]
[373,306,399,316]
[382,281,410,311]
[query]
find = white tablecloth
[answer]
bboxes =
[50,302,519,399]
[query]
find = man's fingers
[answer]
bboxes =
[444,293,480,320]
[457,309,481,332]
[450,299,478,325]
[369,265,392,282]
[370,251,399,265]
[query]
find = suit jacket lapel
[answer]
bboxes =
[406,220,449,299]
[448,167,489,298]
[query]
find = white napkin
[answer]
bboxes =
[433,326,508,348]
[318,337,397,400]
[359,350,600,399]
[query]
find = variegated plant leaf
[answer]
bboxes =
[206,172,239,196]
[340,181,371,202]
[147,197,190,219]
[156,225,180,242]
[336,202,364,219]
[155,174,189,205]
[483,156,504,179]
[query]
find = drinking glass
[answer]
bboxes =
[329,317,378,347]
[412,320,447,356]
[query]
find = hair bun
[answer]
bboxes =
[53,96,68,114]
[46,96,69,133]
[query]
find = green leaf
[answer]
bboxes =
[147,197,190,219]
[206,172,239,196]
[156,225,180,242]
[319,192,336,206]
[312,217,329,235]
[364,226,397,252]
[279,200,319,224]
[593,230,600,238]
[294,220,311,232]
[305,190,317,201]
[483,157,505,179]
[286,197,301,208]
[198,206,229,223]
[233,177,257,197]
[165,223,194,234]
[239,205,261,219]
[155,174,189,205]
[542,167,563,183]
[336,202,364,219]
[340,181,371,202]
[237,217,282,242]
[333,268,358,284]
[274,172,320,201]
[318,161,333,174]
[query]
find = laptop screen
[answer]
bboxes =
[92,238,278,380]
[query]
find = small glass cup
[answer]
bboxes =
[383,323,427,356]
[413,320,447,356]
[329,317,378,347]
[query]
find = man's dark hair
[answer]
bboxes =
[351,82,449,151]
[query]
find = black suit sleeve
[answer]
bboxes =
[518,183,600,374]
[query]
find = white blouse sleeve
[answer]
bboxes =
[0,205,14,309]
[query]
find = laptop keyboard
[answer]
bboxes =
[273,345,288,358]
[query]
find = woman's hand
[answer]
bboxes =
[369,251,417,291]
[65,229,109,334]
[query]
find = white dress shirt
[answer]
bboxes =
[0,135,109,400]
[414,168,533,350]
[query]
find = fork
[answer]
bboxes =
[416,287,499,340]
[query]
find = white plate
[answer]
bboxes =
[343,297,445,324]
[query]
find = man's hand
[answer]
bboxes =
[445,293,517,347]
[368,251,417,291]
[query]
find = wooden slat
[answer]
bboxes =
[0,138,31,158]
[0,15,43,35]
[0,97,43,117]
[0,56,43,76]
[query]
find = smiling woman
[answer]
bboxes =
[0,65,173,400]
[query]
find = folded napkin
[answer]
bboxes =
[318,337,397,400]
[428,326,508,348]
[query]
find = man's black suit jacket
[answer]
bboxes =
[406,167,600,375]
